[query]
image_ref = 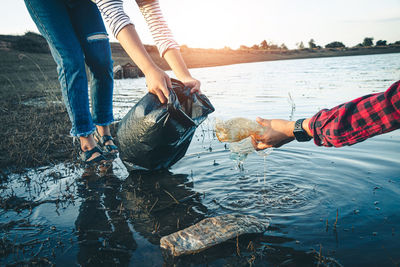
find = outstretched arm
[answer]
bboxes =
[252,81,400,149]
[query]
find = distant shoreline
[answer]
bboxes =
[181,47,400,69]
[109,42,400,71]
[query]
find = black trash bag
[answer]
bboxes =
[116,79,215,170]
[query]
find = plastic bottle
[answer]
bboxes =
[215,117,264,143]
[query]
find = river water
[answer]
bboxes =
[1,53,400,266]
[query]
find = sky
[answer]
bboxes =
[1,0,400,49]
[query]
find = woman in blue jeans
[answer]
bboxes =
[24,0,201,164]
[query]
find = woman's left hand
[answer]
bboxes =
[163,49,201,94]
[180,76,202,94]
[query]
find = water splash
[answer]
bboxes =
[229,137,254,173]
[288,92,296,120]
[257,148,274,184]
[229,137,273,179]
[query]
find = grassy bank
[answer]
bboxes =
[0,50,76,170]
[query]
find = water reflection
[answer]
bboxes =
[75,168,136,266]
[121,170,207,244]
[72,166,333,267]
[0,161,345,266]
[74,166,210,265]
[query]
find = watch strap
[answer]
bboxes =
[293,118,312,142]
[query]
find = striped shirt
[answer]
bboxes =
[94,0,179,57]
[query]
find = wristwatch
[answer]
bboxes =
[293,119,312,142]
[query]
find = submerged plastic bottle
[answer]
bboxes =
[215,117,264,143]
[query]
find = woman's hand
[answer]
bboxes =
[115,25,172,104]
[180,76,202,94]
[163,49,202,94]
[145,67,172,104]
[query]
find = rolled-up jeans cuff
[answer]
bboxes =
[94,119,114,126]
[71,127,96,137]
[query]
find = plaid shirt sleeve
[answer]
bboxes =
[309,80,400,147]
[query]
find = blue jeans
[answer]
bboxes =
[24,0,114,137]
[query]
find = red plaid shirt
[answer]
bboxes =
[309,80,400,147]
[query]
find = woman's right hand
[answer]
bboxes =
[145,67,172,104]
[115,25,172,104]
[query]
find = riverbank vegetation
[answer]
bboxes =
[240,37,400,51]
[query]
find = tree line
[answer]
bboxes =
[239,37,400,51]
